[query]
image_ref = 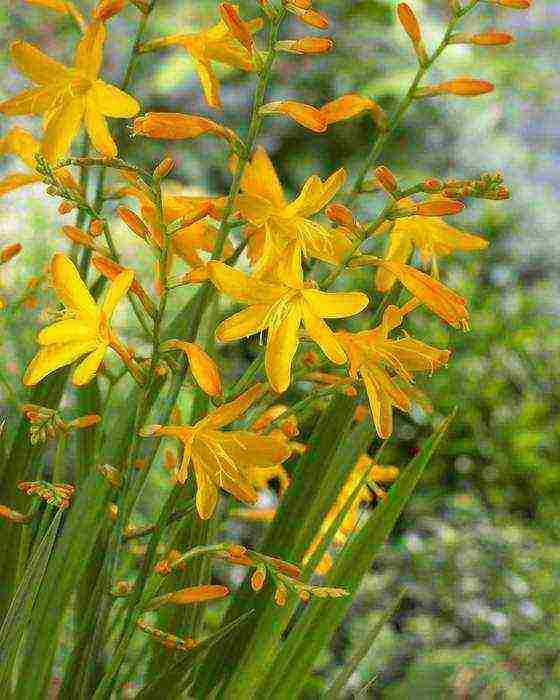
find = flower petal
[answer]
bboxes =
[10,41,70,86]
[72,344,107,386]
[265,302,301,393]
[362,368,394,439]
[74,20,106,79]
[197,384,266,430]
[192,458,220,519]
[215,305,270,342]
[193,57,222,109]
[0,127,40,169]
[0,173,42,196]
[0,86,60,117]
[376,229,414,292]
[214,431,291,468]
[91,81,140,118]
[301,303,347,364]
[241,146,286,209]
[38,319,97,345]
[84,95,117,157]
[286,168,346,218]
[303,288,368,318]
[208,261,284,304]
[101,269,134,319]
[42,97,85,164]
[23,340,98,386]
[51,253,98,320]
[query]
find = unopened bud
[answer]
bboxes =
[69,414,101,429]
[325,203,359,230]
[276,37,334,54]
[1,243,22,264]
[117,206,151,240]
[260,101,327,133]
[58,201,75,215]
[416,78,494,98]
[416,199,465,216]
[93,0,126,21]
[421,178,444,193]
[153,157,175,180]
[0,505,30,524]
[89,219,105,237]
[450,31,514,46]
[397,3,422,43]
[274,584,287,607]
[375,165,398,193]
[220,3,254,52]
[251,566,267,591]
[286,5,329,29]
[494,0,531,8]
[162,340,222,396]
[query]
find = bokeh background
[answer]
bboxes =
[1,1,558,697]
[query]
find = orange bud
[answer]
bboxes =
[90,219,105,237]
[375,165,398,193]
[421,178,444,193]
[494,0,531,8]
[133,113,237,143]
[0,243,22,264]
[163,340,222,397]
[325,203,358,230]
[320,93,388,130]
[276,37,334,54]
[265,555,301,579]
[153,157,175,180]
[69,414,101,429]
[61,225,96,249]
[117,206,151,240]
[260,101,327,132]
[153,585,229,608]
[92,255,146,300]
[288,6,329,29]
[397,3,421,43]
[417,78,495,98]
[0,505,29,524]
[415,199,465,216]
[58,201,75,215]
[220,3,254,52]
[93,0,125,20]
[251,568,266,591]
[274,585,287,607]
[370,465,400,483]
[469,31,514,46]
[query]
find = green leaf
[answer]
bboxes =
[262,411,455,698]
[0,510,63,691]
[324,588,407,699]
[12,472,112,699]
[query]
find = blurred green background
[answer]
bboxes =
[0,0,558,697]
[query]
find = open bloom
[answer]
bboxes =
[0,127,77,196]
[209,256,369,393]
[237,147,353,276]
[140,385,291,519]
[376,197,488,290]
[138,11,263,109]
[336,304,450,438]
[23,254,133,387]
[0,22,140,162]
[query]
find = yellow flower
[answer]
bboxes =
[237,147,354,276]
[0,22,140,162]
[209,256,369,393]
[23,253,133,387]
[0,127,77,196]
[336,304,450,438]
[138,10,263,109]
[376,196,488,291]
[140,384,291,519]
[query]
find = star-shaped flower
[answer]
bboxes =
[237,147,354,276]
[0,22,140,162]
[23,253,134,387]
[209,255,369,393]
[140,384,291,519]
[138,9,263,109]
[336,304,450,438]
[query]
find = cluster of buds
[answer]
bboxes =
[441,172,509,200]
[22,404,100,444]
[136,620,197,653]
[18,480,75,510]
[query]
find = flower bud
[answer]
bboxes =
[147,585,229,609]
[325,203,359,230]
[58,201,75,215]
[494,0,531,8]
[1,243,22,264]
[375,165,398,193]
[133,113,237,144]
[260,101,327,133]
[153,157,175,180]
[276,37,334,54]
[89,219,105,237]
[251,567,266,591]
[69,414,101,429]
[415,199,465,216]
[117,206,151,241]
[421,178,444,193]
[470,31,515,46]
[163,340,222,397]
[0,505,30,524]
[397,3,421,43]
[416,78,494,98]
[274,584,287,607]
[286,5,329,29]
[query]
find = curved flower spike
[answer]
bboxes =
[375,196,488,290]
[209,258,369,393]
[138,10,263,109]
[336,304,450,438]
[237,146,354,276]
[0,23,140,162]
[140,384,290,519]
[23,254,134,387]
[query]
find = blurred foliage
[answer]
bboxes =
[0,0,558,697]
